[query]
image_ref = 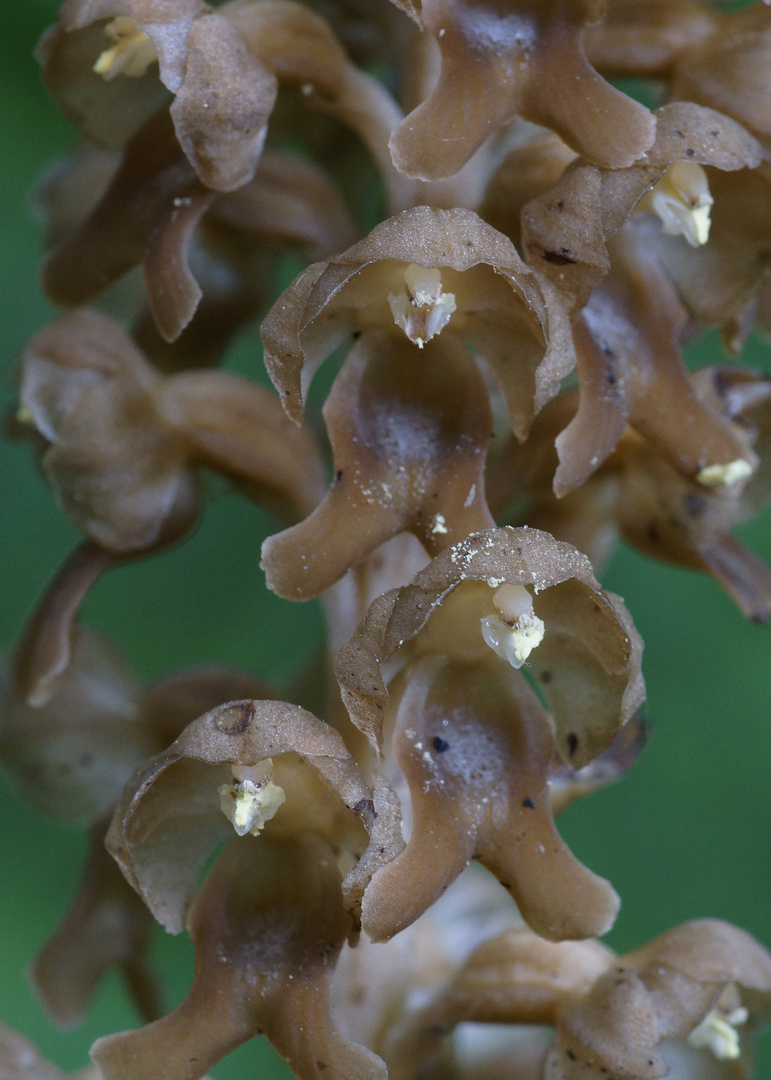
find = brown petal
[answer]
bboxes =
[143,182,215,342]
[42,110,207,316]
[550,968,666,1080]
[31,822,161,1028]
[361,655,620,943]
[625,919,771,995]
[169,13,277,192]
[160,368,327,521]
[42,372,194,553]
[337,527,644,767]
[209,151,359,257]
[696,536,771,625]
[548,713,649,817]
[34,142,121,253]
[480,133,578,249]
[551,313,628,495]
[92,834,387,1080]
[11,542,116,708]
[0,625,150,827]
[38,17,170,151]
[107,699,390,932]
[58,1,208,93]
[434,928,614,1025]
[261,328,494,600]
[389,0,654,180]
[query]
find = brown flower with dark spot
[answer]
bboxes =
[336,526,644,944]
[97,698,403,1080]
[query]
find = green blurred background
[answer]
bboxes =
[1,2,770,1076]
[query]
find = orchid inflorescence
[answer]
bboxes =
[3,1,771,1078]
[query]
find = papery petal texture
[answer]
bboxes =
[337,526,644,767]
[389,0,655,180]
[261,205,575,435]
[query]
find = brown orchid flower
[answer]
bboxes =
[383,918,771,1080]
[336,526,644,944]
[490,367,771,622]
[40,0,276,193]
[260,206,575,598]
[19,309,325,556]
[96,698,404,1080]
[1,549,277,1023]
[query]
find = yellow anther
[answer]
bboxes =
[388,264,456,349]
[688,1004,748,1060]
[696,458,753,488]
[15,406,34,424]
[638,161,714,247]
[218,760,286,838]
[480,583,544,669]
[93,17,158,81]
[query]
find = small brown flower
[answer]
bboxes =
[1,549,277,1024]
[521,102,762,316]
[491,367,771,622]
[387,0,655,181]
[260,206,575,597]
[19,309,325,554]
[336,526,644,944]
[381,917,771,1079]
[39,0,276,192]
[97,698,403,1079]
